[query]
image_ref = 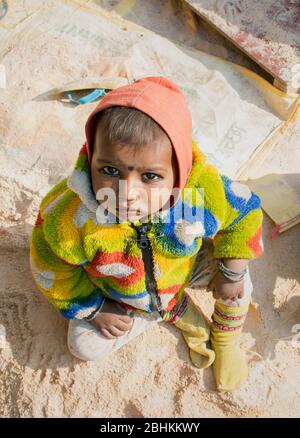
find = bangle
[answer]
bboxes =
[217,259,247,282]
[84,299,105,321]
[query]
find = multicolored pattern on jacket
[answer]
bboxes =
[30,141,263,323]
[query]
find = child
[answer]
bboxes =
[30,77,263,391]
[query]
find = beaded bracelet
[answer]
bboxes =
[217,259,247,282]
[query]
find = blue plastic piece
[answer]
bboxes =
[66,88,106,104]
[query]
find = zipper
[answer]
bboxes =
[130,222,163,315]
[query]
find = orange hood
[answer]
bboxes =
[84,76,193,190]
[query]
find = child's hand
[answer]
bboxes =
[208,270,244,303]
[90,299,133,339]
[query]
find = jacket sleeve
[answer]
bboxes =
[211,173,264,260]
[30,211,105,320]
[194,148,264,260]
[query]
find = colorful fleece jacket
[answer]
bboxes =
[30,141,263,323]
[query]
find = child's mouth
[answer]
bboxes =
[118,208,142,214]
[116,207,146,219]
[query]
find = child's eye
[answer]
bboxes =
[100,166,120,177]
[143,173,162,182]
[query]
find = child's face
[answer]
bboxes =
[91,122,178,222]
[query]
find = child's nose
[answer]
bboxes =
[119,176,141,203]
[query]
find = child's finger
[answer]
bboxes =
[115,319,132,331]
[100,328,116,339]
[119,315,134,324]
[238,290,244,299]
[109,325,128,337]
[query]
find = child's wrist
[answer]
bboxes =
[84,299,105,321]
[217,259,247,282]
[222,258,249,271]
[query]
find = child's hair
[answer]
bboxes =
[92,106,171,154]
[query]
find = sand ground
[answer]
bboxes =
[0,0,300,418]
[1,113,300,419]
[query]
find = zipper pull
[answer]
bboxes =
[135,224,151,249]
[138,239,149,249]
